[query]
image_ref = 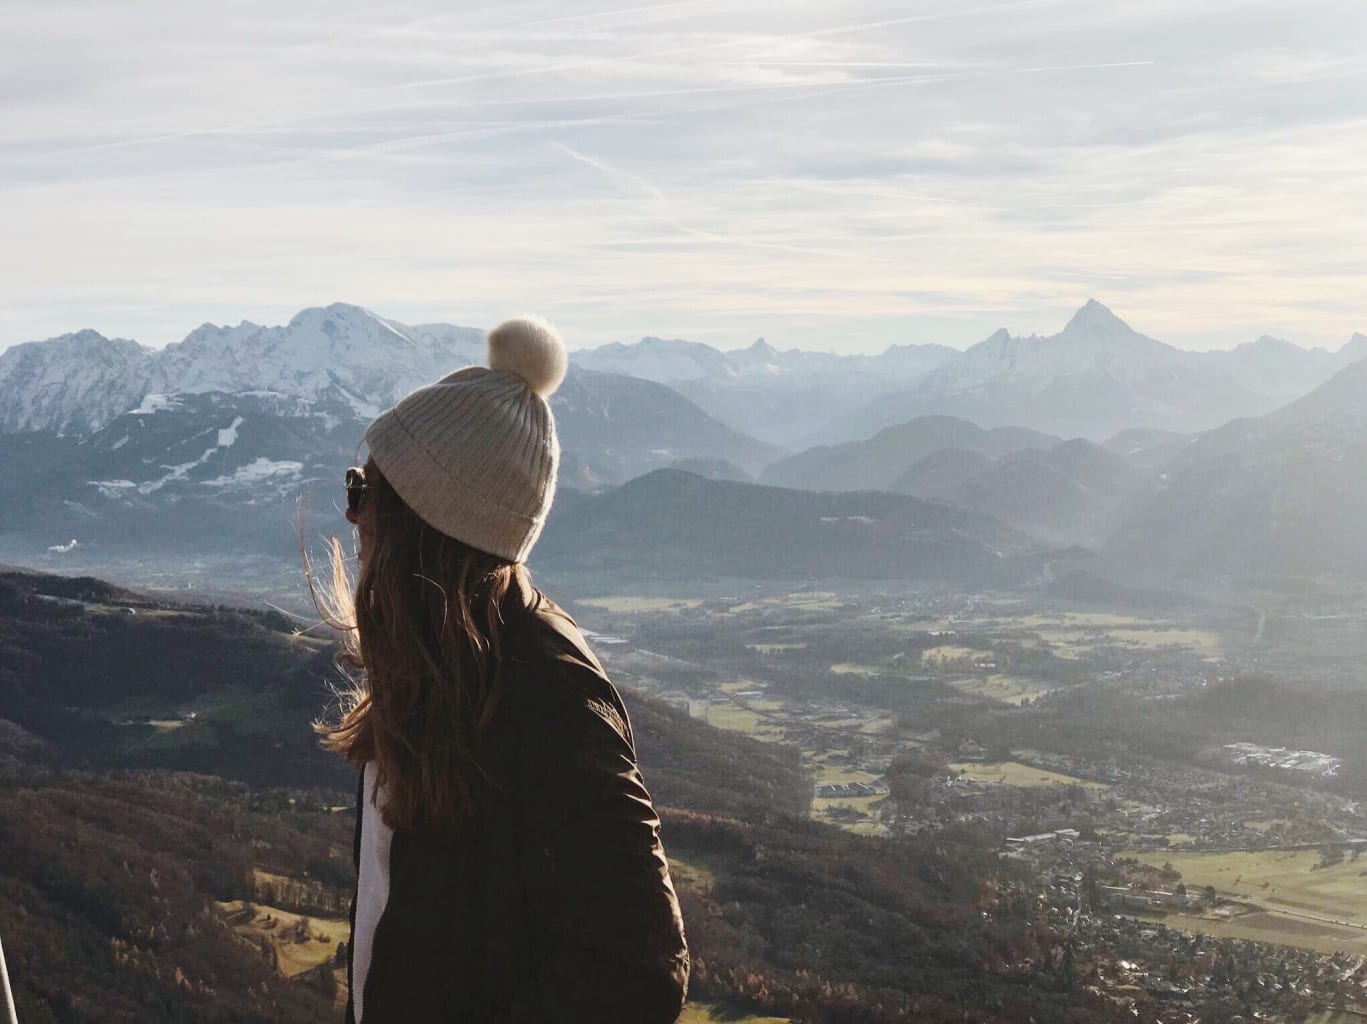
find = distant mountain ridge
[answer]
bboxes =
[570,301,1365,446]
[757,415,1150,548]
[573,333,958,447]
[829,301,1367,443]
[6,299,1362,446]
[760,415,1060,492]
[536,468,1044,585]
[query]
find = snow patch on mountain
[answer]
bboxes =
[201,457,303,491]
[132,394,179,415]
[138,447,219,495]
[218,416,244,447]
[89,480,138,500]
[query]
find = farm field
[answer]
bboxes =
[950,761,1107,789]
[217,899,350,980]
[808,752,887,833]
[944,674,1060,705]
[1142,909,1367,959]
[920,645,986,664]
[703,702,787,741]
[1129,849,1367,957]
[1133,849,1367,920]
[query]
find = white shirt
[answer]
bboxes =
[352,761,393,1023]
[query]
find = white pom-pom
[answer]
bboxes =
[487,316,568,398]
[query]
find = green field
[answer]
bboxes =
[1129,848,1367,957]
[920,645,985,664]
[945,674,1060,706]
[703,703,787,741]
[950,761,1106,789]
[830,662,886,676]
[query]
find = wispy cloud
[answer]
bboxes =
[1,0,1365,353]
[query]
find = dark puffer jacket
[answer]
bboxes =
[344,576,689,1023]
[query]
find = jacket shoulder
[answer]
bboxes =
[501,592,633,746]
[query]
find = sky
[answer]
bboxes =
[2,0,1365,355]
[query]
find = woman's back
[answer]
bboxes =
[348,579,688,1022]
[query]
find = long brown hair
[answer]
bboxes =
[309,461,528,834]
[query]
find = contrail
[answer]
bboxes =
[551,142,667,201]
[551,141,847,258]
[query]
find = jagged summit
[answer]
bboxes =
[1061,299,1137,338]
[68,328,115,345]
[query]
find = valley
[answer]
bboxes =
[552,573,1367,1013]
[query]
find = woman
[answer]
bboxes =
[311,317,689,1023]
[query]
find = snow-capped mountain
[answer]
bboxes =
[830,301,1367,443]
[927,301,1178,390]
[0,303,487,433]
[0,330,154,433]
[149,305,486,419]
[0,304,794,562]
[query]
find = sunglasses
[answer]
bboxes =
[345,466,369,515]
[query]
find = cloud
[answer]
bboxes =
[1,0,1365,353]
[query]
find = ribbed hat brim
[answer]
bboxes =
[363,369,559,563]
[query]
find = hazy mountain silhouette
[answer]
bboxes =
[536,469,1042,584]
[760,415,1059,492]
[1108,358,1367,578]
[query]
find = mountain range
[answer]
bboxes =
[573,335,958,447]
[3,299,1366,585]
[0,305,788,558]
[571,300,1367,445]
[823,302,1367,443]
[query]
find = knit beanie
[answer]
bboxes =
[362,317,568,563]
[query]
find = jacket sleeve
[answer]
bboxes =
[508,656,689,1024]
